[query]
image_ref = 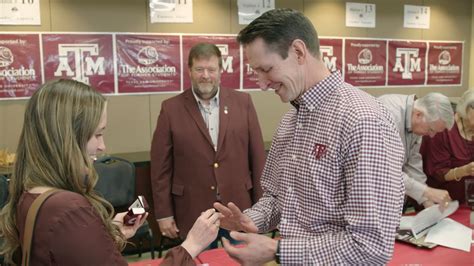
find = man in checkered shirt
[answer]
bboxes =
[215,8,405,265]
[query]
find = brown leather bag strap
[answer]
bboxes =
[22,189,62,266]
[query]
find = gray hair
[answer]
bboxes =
[414,92,454,128]
[456,89,474,118]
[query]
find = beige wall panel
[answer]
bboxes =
[371,0,422,40]
[149,93,179,138]
[304,0,347,37]
[0,100,27,151]
[0,0,52,31]
[50,0,147,32]
[424,0,470,40]
[303,0,370,37]
[104,95,151,154]
[248,91,289,142]
[229,0,304,34]
[147,0,231,33]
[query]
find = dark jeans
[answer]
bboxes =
[208,228,239,249]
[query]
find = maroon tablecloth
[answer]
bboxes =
[130,206,473,265]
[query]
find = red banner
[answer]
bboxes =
[116,34,181,93]
[427,42,462,85]
[0,34,42,98]
[242,54,259,90]
[0,33,465,100]
[182,35,240,90]
[42,34,115,94]
[388,40,427,86]
[320,38,343,74]
[344,39,386,87]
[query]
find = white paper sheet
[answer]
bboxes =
[404,5,430,29]
[399,216,414,230]
[345,2,376,28]
[411,201,458,238]
[425,218,472,252]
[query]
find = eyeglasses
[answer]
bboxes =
[192,67,219,75]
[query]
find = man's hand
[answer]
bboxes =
[222,231,277,265]
[422,200,435,209]
[157,217,180,239]
[423,187,452,211]
[213,202,258,233]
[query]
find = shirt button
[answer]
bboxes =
[288,186,292,193]
[281,218,287,224]
[214,163,219,168]
[308,105,315,111]
[297,123,302,129]
[211,186,216,190]
[291,155,297,160]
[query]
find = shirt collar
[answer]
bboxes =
[296,71,343,112]
[192,87,220,108]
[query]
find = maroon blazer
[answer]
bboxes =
[151,88,265,238]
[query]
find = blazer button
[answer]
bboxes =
[213,162,219,168]
[210,186,216,190]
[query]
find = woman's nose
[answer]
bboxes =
[98,139,106,152]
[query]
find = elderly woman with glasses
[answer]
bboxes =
[420,90,474,204]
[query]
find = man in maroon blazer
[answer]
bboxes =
[151,43,265,247]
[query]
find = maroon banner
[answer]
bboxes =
[42,34,114,93]
[427,42,462,85]
[182,35,240,90]
[0,34,42,98]
[344,39,386,87]
[116,34,180,93]
[242,55,259,90]
[388,40,427,86]
[319,38,343,74]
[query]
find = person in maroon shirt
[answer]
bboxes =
[421,90,474,204]
[0,79,150,265]
[0,79,221,265]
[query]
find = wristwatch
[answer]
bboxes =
[275,240,281,264]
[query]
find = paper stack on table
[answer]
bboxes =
[399,201,472,252]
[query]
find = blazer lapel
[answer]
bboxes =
[217,88,230,153]
[183,89,214,147]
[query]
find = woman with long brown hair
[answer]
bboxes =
[0,79,146,265]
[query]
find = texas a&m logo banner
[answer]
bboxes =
[0,32,464,99]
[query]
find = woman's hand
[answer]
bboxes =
[113,212,149,239]
[460,162,474,177]
[181,209,222,258]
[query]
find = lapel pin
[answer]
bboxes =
[224,106,228,114]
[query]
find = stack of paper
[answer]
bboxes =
[399,201,472,252]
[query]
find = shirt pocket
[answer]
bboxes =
[296,146,343,228]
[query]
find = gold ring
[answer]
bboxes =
[162,232,166,236]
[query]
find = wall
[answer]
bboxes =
[0,0,471,153]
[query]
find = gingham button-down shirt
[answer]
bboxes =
[245,72,405,265]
